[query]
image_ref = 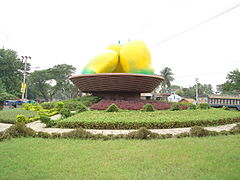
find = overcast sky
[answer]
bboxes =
[0,0,240,91]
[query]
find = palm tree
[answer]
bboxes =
[160,67,174,92]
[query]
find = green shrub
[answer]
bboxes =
[5,122,36,138]
[29,103,43,111]
[38,110,59,117]
[196,103,210,110]
[63,101,89,111]
[16,115,28,123]
[188,104,196,110]
[190,126,217,137]
[219,130,229,136]
[222,106,230,110]
[40,115,51,124]
[28,115,40,122]
[63,101,79,111]
[75,96,101,106]
[159,133,173,139]
[170,103,181,111]
[126,127,159,139]
[60,108,71,118]
[61,128,93,139]
[62,96,101,107]
[229,124,240,134]
[55,102,64,111]
[175,132,190,138]
[106,104,119,112]
[142,104,155,112]
[0,109,38,124]
[0,131,11,141]
[41,102,55,109]
[22,103,32,110]
[51,133,62,138]
[37,131,51,138]
[76,103,88,113]
[47,120,57,127]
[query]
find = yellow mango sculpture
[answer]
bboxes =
[107,44,124,73]
[81,40,154,75]
[107,44,122,54]
[81,50,118,74]
[120,40,154,74]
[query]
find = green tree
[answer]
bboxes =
[175,88,185,97]
[49,64,76,99]
[198,84,213,96]
[221,69,240,94]
[54,83,80,100]
[160,67,174,93]
[176,84,213,99]
[0,79,16,110]
[28,64,76,101]
[182,87,196,99]
[0,48,30,96]
[27,69,52,100]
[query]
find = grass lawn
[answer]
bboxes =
[0,135,240,180]
[0,108,37,124]
[57,108,240,129]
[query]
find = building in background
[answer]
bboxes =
[179,98,196,104]
[208,95,240,110]
[167,94,182,102]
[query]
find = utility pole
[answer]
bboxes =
[21,56,31,99]
[195,78,199,104]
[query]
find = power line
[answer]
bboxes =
[152,2,240,47]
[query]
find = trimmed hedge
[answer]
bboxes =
[57,118,240,129]
[56,109,240,129]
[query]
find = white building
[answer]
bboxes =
[167,94,182,102]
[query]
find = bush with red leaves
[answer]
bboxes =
[90,99,188,110]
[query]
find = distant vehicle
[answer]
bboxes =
[208,95,240,110]
[16,100,27,105]
[4,100,17,107]
[4,99,35,107]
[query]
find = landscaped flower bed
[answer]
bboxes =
[0,109,38,124]
[90,99,188,110]
[57,109,240,129]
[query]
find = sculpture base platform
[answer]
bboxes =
[70,73,164,100]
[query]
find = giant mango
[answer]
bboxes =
[107,44,124,73]
[120,40,154,74]
[81,50,118,74]
[81,40,154,75]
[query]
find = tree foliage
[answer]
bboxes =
[160,67,174,88]
[175,84,213,99]
[0,48,30,96]
[221,69,240,95]
[160,67,174,92]
[28,64,76,101]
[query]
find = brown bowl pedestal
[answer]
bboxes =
[70,73,164,100]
